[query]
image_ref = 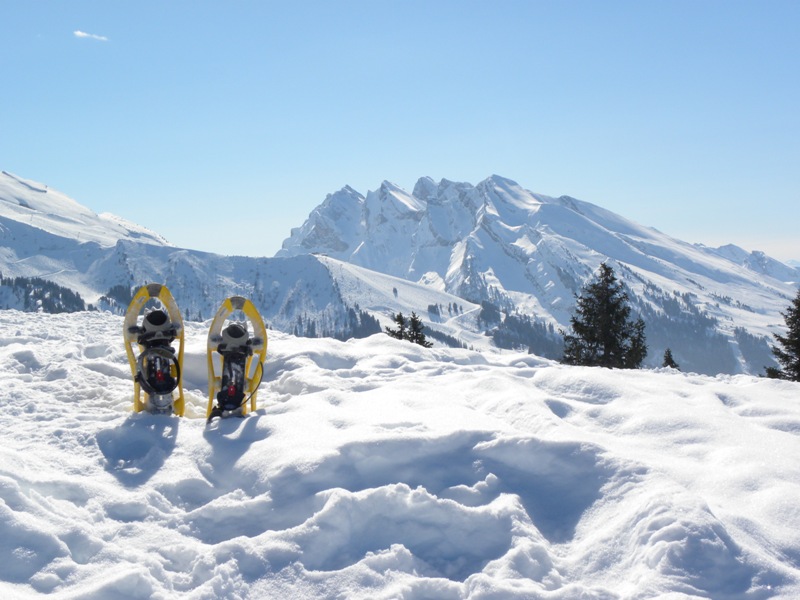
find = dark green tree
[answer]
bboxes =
[662,347,680,370]
[768,288,800,381]
[562,262,648,369]
[625,317,648,369]
[385,311,433,348]
[407,312,433,348]
[385,312,407,340]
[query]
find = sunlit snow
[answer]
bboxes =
[1,310,799,598]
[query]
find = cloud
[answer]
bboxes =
[74,30,109,42]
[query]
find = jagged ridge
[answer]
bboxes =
[279,175,799,374]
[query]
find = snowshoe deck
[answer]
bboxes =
[123,283,185,416]
[206,296,267,422]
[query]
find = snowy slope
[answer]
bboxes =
[0,171,170,248]
[1,309,799,598]
[0,170,171,302]
[317,255,486,349]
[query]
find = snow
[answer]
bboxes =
[278,173,800,373]
[3,168,797,375]
[0,170,170,248]
[2,309,799,598]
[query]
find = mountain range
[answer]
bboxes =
[1,169,797,376]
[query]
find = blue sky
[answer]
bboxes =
[2,1,798,261]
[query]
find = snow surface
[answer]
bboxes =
[2,310,799,598]
[0,171,170,248]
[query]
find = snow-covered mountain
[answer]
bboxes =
[2,309,800,598]
[1,169,797,375]
[280,175,800,374]
[0,171,476,348]
[0,171,172,303]
[0,170,169,248]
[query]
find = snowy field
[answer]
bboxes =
[1,310,799,599]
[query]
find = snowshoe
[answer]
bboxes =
[206,296,267,422]
[123,284,185,416]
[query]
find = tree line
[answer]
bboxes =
[0,274,87,313]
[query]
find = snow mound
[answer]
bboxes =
[0,310,798,598]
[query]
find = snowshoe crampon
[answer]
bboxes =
[123,283,185,416]
[206,296,267,423]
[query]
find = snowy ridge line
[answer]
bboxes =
[1,169,798,376]
[1,170,48,193]
[0,309,798,598]
[0,170,171,249]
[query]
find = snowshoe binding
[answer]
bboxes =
[124,284,185,416]
[206,296,267,423]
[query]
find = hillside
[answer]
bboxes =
[1,310,798,598]
[0,170,169,248]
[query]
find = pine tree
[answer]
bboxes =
[768,288,800,381]
[625,318,648,369]
[562,262,648,369]
[407,312,433,348]
[385,312,407,340]
[662,347,680,370]
[385,311,433,348]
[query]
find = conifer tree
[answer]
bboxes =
[385,312,407,340]
[407,312,433,348]
[625,318,648,369]
[662,348,680,370]
[562,262,648,369]
[769,288,800,381]
[385,311,433,348]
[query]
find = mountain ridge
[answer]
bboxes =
[1,169,797,375]
[279,174,798,374]
[0,170,170,248]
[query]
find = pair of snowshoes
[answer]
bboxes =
[123,284,267,422]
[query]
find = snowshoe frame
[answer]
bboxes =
[206,296,267,420]
[123,283,186,416]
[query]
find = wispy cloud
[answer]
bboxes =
[74,30,109,42]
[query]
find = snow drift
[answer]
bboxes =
[1,310,798,598]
